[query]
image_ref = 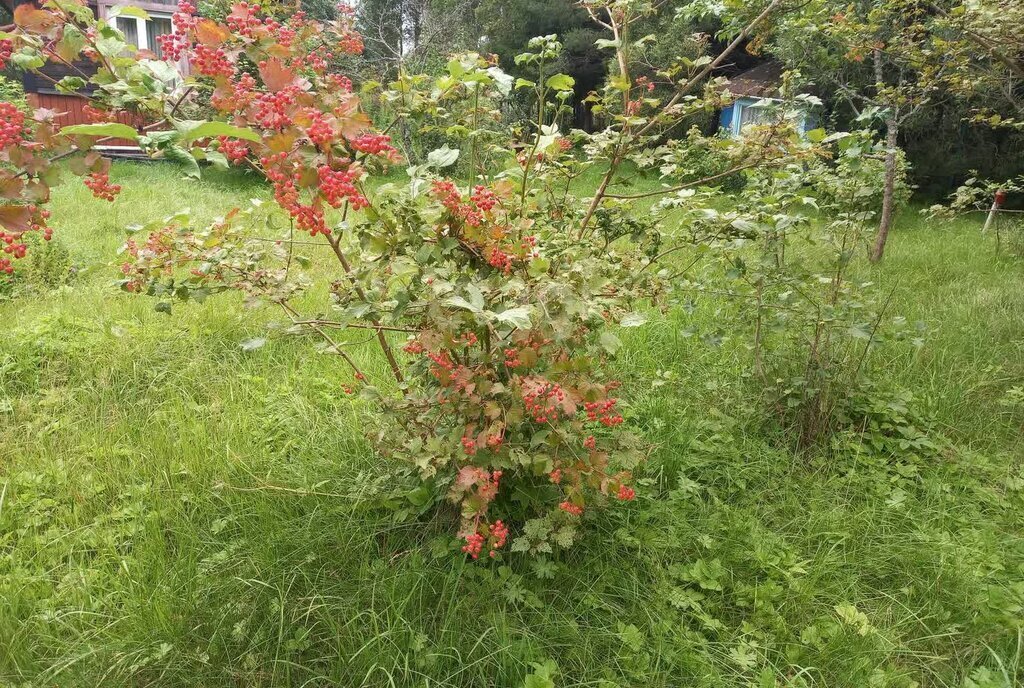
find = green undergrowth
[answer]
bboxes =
[1,163,1022,687]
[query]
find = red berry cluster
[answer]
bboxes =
[211,72,256,112]
[583,435,596,450]
[334,3,364,55]
[157,0,197,61]
[2,234,27,267]
[549,468,562,484]
[461,435,477,455]
[559,501,583,516]
[327,74,353,93]
[317,164,367,209]
[191,44,235,79]
[470,185,497,211]
[0,102,26,149]
[426,349,455,378]
[522,379,567,423]
[84,172,122,201]
[503,347,523,368]
[225,2,262,36]
[616,484,636,501]
[0,39,13,71]
[635,76,656,93]
[348,132,395,156]
[462,520,509,559]
[303,109,335,148]
[263,153,329,236]
[431,180,462,213]
[488,246,513,274]
[584,398,623,427]
[217,136,249,165]
[253,85,299,130]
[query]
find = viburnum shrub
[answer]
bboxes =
[1,0,816,555]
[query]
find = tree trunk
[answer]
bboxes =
[870,118,899,264]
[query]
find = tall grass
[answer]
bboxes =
[1,163,1022,687]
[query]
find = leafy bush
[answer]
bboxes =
[1,0,854,555]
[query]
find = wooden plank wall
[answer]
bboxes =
[27,92,144,148]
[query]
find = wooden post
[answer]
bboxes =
[983,189,1007,234]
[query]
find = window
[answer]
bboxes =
[738,103,774,129]
[113,11,173,59]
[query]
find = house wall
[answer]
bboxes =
[720,97,817,137]
[16,0,177,149]
[26,93,143,147]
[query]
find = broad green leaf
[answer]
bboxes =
[496,306,532,330]
[445,295,481,313]
[487,67,513,95]
[204,149,229,170]
[545,73,575,91]
[61,123,139,140]
[599,331,622,355]
[426,146,460,168]
[55,76,87,93]
[240,337,266,351]
[179,121,262,144]
[55,25,86,61]
[11,51,44,70]
[163,145,201,179]
[107,5,150,20]
[620,312,648,327]
[806,127,826,143]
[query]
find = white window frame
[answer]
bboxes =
[110,11,173,53]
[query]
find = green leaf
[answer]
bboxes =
[426,146,460,168]
[61,123,139,141]
[11,51,45,70]
[95,35,127,57]
[805,127,826,143]
[54,76,87,93]
[179,121,262,144]
[163,145,201,179]
[204,150,229,170]
[545,73,575,91]
[514,77,536,90]
[107,5,151,20]
[240,337,267,351]
[599,331,622,355]
[445,295,481,314]
[496,306,532,330]
[406,486,431,507]
[620,312,648,327]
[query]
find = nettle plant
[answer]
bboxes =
[1,0,812,556]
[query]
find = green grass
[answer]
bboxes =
[1,162,1023,687]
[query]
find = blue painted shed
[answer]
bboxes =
[719,62,818,137]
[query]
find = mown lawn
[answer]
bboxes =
[1,162,1023,687]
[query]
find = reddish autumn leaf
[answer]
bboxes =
[14,5,60,33]
[258,58,296,93]
[0,205,32,233]
[0,175,25,200]
[265,131,297,153]
[195,18,231,47]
